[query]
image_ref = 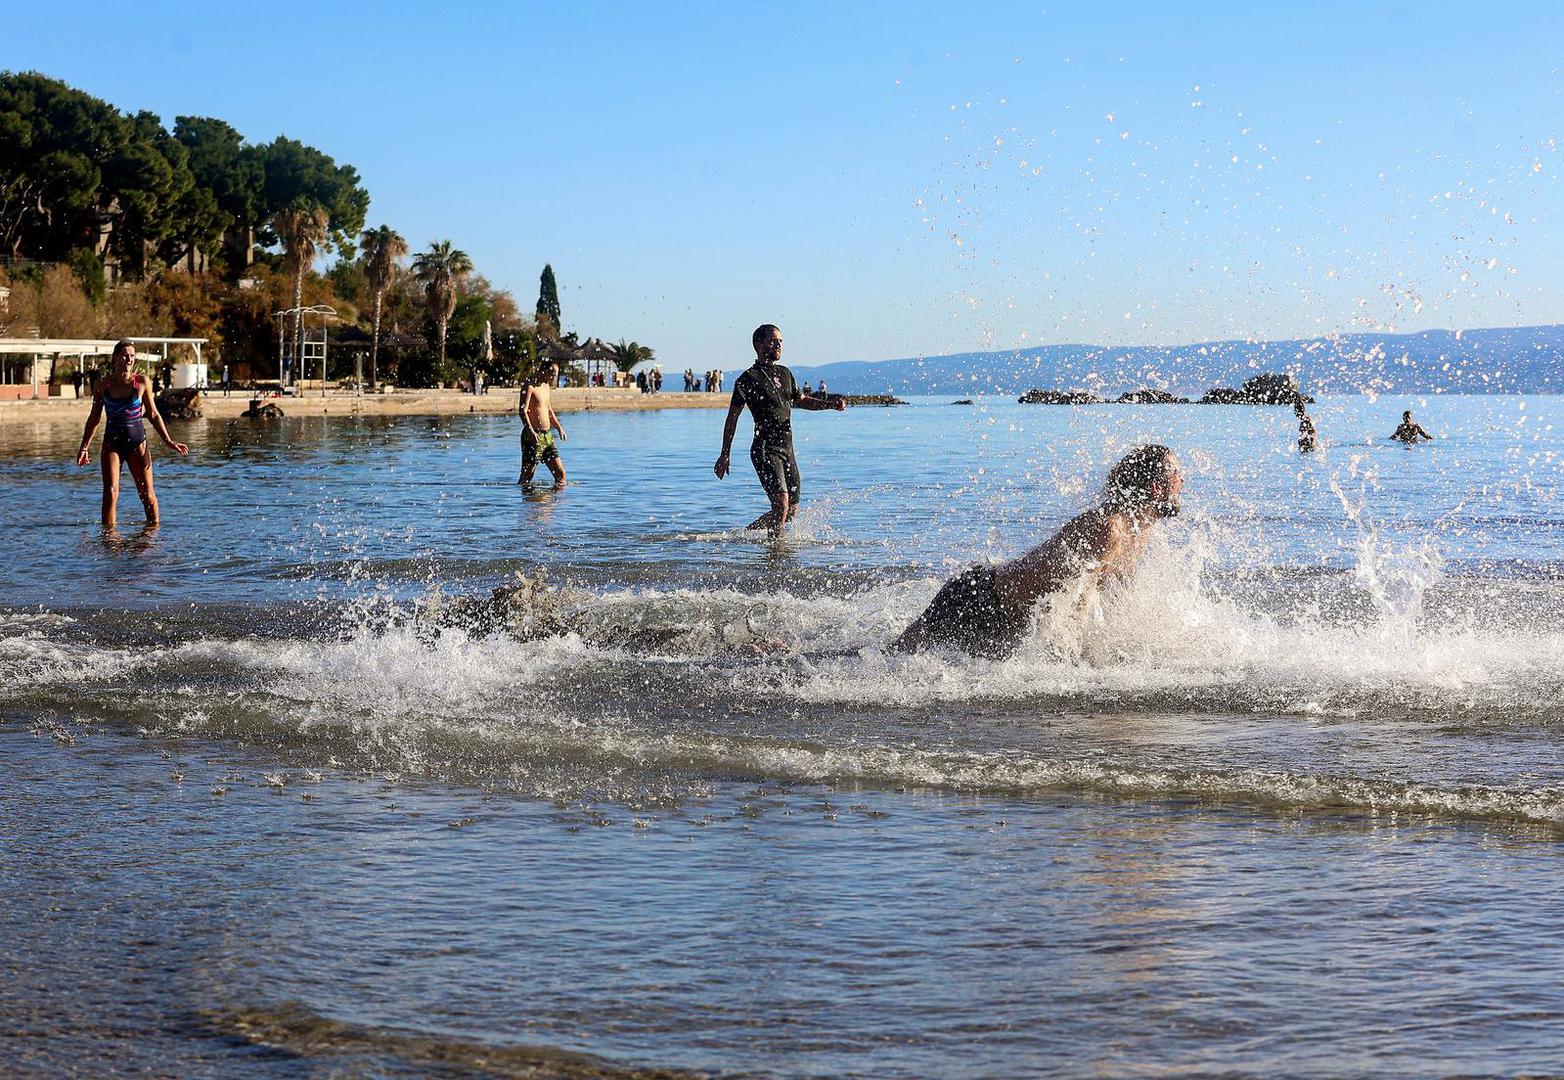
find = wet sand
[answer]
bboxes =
[0,386,727,426]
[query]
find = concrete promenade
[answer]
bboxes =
[0,386,730,427]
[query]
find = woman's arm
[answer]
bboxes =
[76,397,104,466]
[140,379,189,455]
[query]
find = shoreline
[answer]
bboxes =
[0,386,728,426]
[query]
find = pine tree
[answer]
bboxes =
[536,264,561,332]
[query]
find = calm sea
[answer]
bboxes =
[3,392,1562,1077]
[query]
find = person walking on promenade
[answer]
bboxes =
[892,446,1184,659]
[75,340,189,528]
[714,323,845,537]
[519,359,567,487]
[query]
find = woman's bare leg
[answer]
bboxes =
[100,449,121,528]
[125,443,160,525]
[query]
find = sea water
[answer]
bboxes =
[2,393,1562,1076]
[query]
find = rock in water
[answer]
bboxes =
[157,387,203,419]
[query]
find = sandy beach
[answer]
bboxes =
[0,386,728,427]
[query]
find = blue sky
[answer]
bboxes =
[7,2,1560,368]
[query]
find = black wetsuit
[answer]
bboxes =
[903,565,1034,659]
[733,362,802,505]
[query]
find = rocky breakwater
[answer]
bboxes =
[1019,373,1312,406]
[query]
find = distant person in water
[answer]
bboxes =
[519,359,567,487]
[1390,410,1434,444]
[892,445,1184,659]
[1295,400,1317,452]
[714,323,846,536]
[75,339,189,527]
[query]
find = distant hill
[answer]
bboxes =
[787,325,1564,397]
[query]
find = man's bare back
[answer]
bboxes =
[892,446,1182,658]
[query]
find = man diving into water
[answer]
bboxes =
[714,323,846,536]
[892,445,1184,659]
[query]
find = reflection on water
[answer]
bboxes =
[2,399,1563,1076]
[99,522,161,555]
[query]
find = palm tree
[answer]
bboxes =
[410,240,474,375]
[359,224,408,388]
[271,202,330,379]
[609,339,654,373]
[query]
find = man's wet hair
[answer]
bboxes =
[1104,445,1176,510]
[1402,410,1413,420]
[752,324,780,349]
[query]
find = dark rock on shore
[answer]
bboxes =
[1115,389,1190,404]
[1018,388,1105,405]
[1020,373,1314,406]
[951,399,974,405]
[242,397,286,418]
[837,394,906,406]
[1199,386,1245,404]
[156,387,202,419]
[1200,374,1313,404]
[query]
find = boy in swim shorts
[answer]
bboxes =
[519,359,567,487]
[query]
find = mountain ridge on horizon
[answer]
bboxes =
[785,324,1564,396]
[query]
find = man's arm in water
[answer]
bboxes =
[550,397,565,440]
[714,390,745,478]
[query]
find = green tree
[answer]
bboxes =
[174,115,265,270]
[257,137,369,255]
[271,202,330,374]
[0,74,127,262]
[411,240,473,377]
[447,294,494,366]
[359,224,408,388]
[536,263,560,332]
[609,339,654,373]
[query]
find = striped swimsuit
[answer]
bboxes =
[101,380,147,457]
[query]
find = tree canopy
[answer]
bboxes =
[0,71,369,275]
[536,263,561,331]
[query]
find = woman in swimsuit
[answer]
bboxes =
[75,340,189,527]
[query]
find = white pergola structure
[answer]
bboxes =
[273,305,337,394]
[0,336,207,400]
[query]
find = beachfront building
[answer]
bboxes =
[0,337,209,400]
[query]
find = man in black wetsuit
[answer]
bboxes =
[714,323,846,536]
